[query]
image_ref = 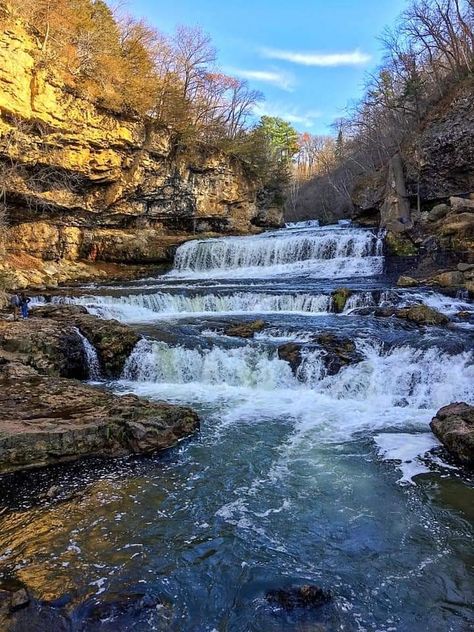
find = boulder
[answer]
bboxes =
[9,589,30,612]
[224,319,267,338]
[0,372,200,474]
[439,213,474,239]
[385,231,418,256]
[397,275,420,287]
[266,585,331,610]
[429,271,464,288]
[279,335,362,376]
[427,203,450,222]
[331,288,352,313]
[0,318,88,379]
[430,403,474,465]
[457,263,474,273]
[449,196,474,213]
[396,304,449,326]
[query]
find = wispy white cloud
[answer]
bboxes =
[253,102,322,128]
[261,47,371,67]
[227,67,295,91]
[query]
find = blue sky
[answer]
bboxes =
[127,0,408,135]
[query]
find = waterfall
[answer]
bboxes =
[51,285,471,323]
[122,339,474,410]
[75,328,102,380]
[170,226,384,279]
[56,291,332,321]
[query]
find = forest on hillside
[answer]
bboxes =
[289,0,473,221]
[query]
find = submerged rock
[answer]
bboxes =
[0,372,200,474]
[430,402,474,465]
[266,585,331,610]
[224,319,267,338]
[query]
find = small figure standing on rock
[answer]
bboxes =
[10,293,20,320]
[19,292,31,319]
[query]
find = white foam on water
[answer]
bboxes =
[374,433,441,484]
[285,219,320,229]
[119,340,474,448]
[396,290,472,315]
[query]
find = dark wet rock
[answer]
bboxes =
[224,319,267,338]
[278,343,303,373]
[314,333,362,376]
[78,592,165,625]
[331,288,352,313]
[266,585,332,610]
[0,372,200,474]
[279,335,362,377]
[0,585,70,632]
[32,305,140,377]
[456,310,473,320]
[430,402,474,466]
[396,304,449,326]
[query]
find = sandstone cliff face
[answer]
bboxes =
[0,19,281,286]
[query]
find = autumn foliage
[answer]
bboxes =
[2,0,263,146]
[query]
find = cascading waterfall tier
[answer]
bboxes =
[170,226,384,278]
[43,286,472,323]
[74,328,102,380]
[122,339,474,410]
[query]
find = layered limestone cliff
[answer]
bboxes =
[0,18,281,287]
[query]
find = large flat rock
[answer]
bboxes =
[0,372,199,474]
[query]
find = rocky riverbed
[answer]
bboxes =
[0,308,200,475]
[0,224,473,632]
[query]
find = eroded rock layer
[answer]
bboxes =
[0,18,281,287]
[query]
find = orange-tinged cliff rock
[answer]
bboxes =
[0,18,282,288]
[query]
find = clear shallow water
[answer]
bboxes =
[2,225,474,631]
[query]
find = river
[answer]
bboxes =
[1,224,473,631]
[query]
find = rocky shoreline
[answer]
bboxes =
[0,307,200,475]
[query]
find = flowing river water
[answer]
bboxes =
[1,224,474,631]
